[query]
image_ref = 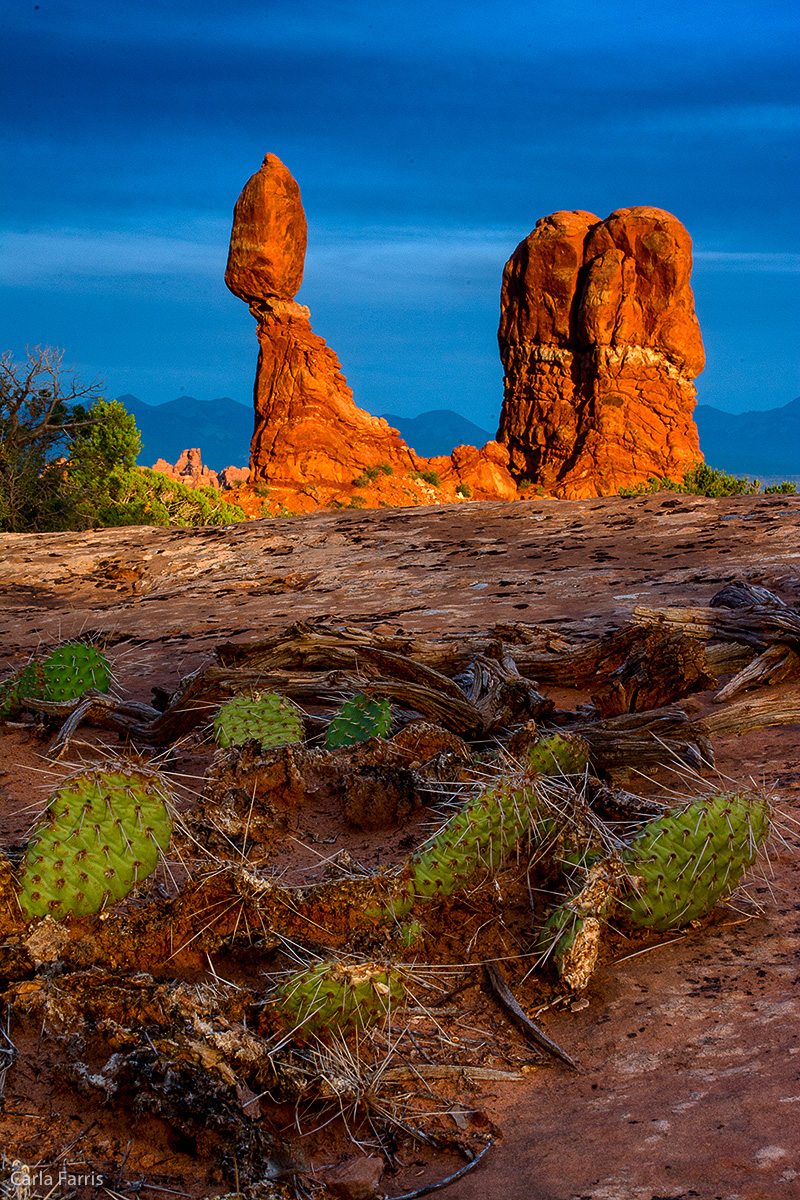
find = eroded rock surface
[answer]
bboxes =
[225,155,517,506]
[498,206,705,499]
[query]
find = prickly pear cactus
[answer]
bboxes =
[528,731,589,777]
[41,642,112,702]
[214,693,304,748]
[273,959,405,1036]
[621,791,771,931]
[18,767,173,921]
[325,693,392,749]
[0,661,45,719]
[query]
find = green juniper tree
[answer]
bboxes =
[0,346,103,531]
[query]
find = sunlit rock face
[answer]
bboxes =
[497,206,705,498]
[226,154,518,503]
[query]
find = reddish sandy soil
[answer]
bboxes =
[1,492,798,1199]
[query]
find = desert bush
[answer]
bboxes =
[1,347,246,530]
[764,480,797,494]
[620,464,764,499]
[455,482,472,498]
[410,469,440,487]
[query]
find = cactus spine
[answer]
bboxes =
[325,693,392,749]
[18,767,173,921]
[214,693,304,748]
[620,791,771,931]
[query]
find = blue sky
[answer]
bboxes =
[2,0,798,430]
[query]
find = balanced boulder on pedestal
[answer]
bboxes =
[225,154,518,505]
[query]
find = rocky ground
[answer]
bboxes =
[1,491,799,1200]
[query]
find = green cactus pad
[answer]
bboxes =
[0,661,46,719]
[274,960,405,1036]
[41,642,112,702]
[325,693,392,749]
[18,767,173,921]
[214,693,304,748]
[621,791,771,931]
[528,731,589,777]
[368,776,563,923]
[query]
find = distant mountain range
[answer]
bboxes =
[694,397,800,476]
[378,410,494,457]
[118,395,253,470]
[119,394,798,477]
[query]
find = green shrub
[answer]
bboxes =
[619,464,763,500]
[411,469,440,487]
[353,465,386,487]
[455,482,472,498]
[682,464,760,497]
[764,481,797,494]
[349,494,367,508]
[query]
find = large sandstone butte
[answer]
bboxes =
[225,154,517,507]
[497,206,706,499]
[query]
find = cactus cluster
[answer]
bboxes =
[214,693,304,748]
[273,959,405,1036]
[18,767,173,921]
[325,693,392,749]
[0,642,111,719]
[371,732,589,924]
[620,791,771,931]
[536,790,772,990]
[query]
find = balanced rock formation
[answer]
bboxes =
[497,207,705,498]
[225,154,517,507]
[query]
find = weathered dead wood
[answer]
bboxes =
[457,650,553,732]
[215,620,494,676]
[571,705,714,771]
[713,644,800,703]
[633,605,800,650]
[699,696,800,739]
[500,624,713,714]
[703,642,757,676]
[589,628,713,716]
[378,1065,526,1083]
[483,961,577,1068]
[709,581,790,609]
